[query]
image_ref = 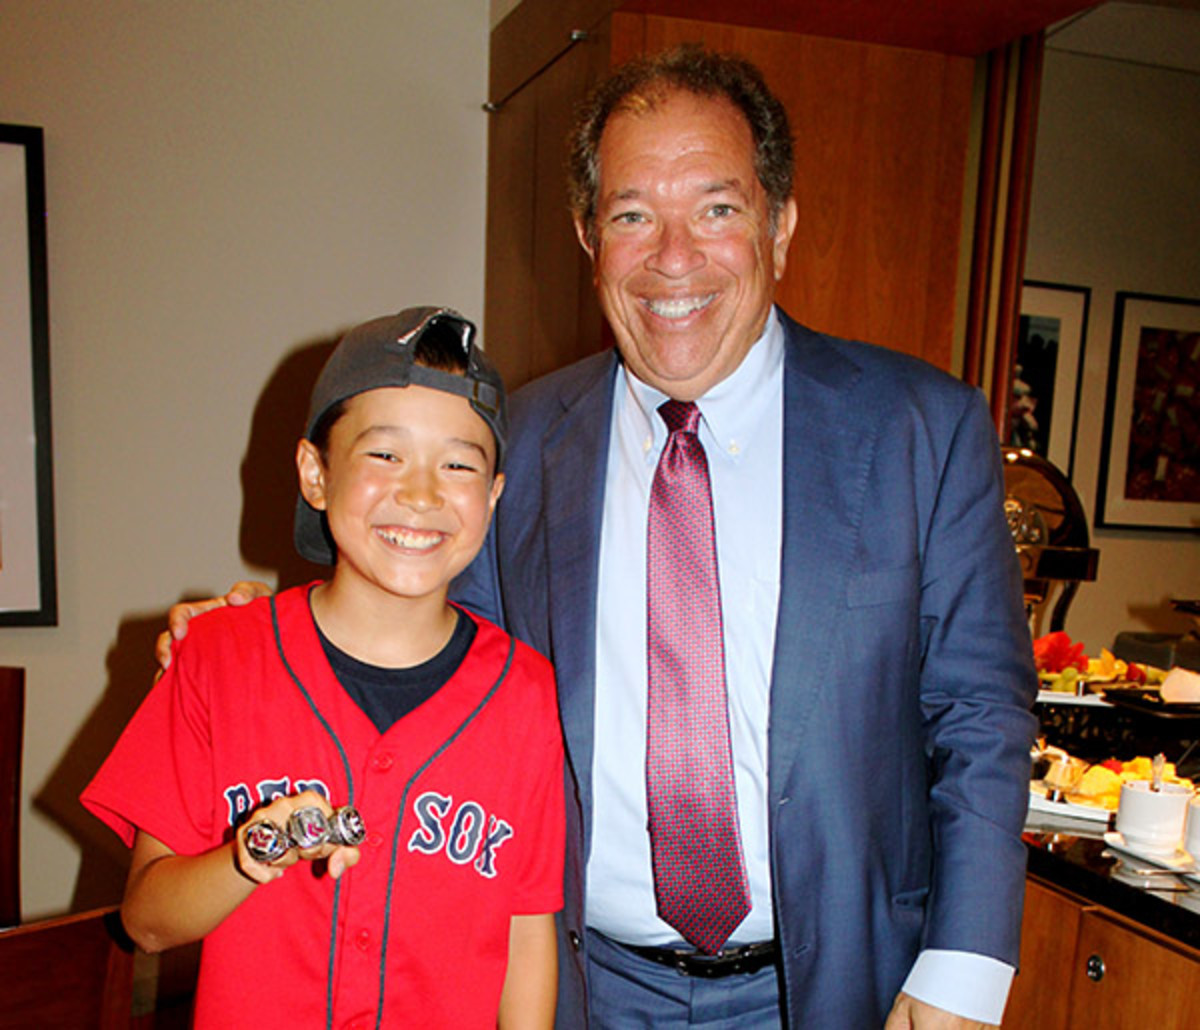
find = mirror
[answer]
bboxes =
[1021,0,1200,648]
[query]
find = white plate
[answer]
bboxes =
[1035,690,1112,707]
[1029,787,1114,823]
[1103,831,1200,882]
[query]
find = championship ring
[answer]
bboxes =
[244,819,289,864]
[331,806,367,847]
[287,807,331,850]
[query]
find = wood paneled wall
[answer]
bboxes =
[484,4,1056,392]
[636,14,974,371]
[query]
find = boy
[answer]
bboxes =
[82,307,564,1028]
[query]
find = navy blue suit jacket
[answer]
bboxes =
[454,310,1037,1027]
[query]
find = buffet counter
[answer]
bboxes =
[1003,808,1200,1026]
[1023,809,1200,948]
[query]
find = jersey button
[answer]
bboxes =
[366,832,383,849]
[371,753,394,772]
[356,928,371,951]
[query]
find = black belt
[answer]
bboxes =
[617,938,778,978]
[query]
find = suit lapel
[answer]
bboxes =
[533,327,877,819]
[768,316,875,800]
[541,353,619,818]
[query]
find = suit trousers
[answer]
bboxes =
[585,930,784,1029]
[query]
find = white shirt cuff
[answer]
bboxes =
[901,949,1015,1025]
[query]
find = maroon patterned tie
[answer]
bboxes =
[646,399,750,955]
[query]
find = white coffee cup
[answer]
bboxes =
[1116,780,1191,853]
[1185,794,1200,859]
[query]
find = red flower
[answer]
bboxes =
[1033,631,1087,673]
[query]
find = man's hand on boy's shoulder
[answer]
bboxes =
[155,580,274,672]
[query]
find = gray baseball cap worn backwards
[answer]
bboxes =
[294,306,507,565]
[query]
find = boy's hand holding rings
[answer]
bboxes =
[331,806,366,847]
[287,806,333,850]
[238,803,366,882]
[244,818,291,864]
[288,806,367,850]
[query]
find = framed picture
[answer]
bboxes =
[1008,281,1090,478]
[0,124,57,625]
[1096,291,1200,533]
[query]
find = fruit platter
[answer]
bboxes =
[1034,630,1200,720]
[1029,745,1194,821]
[1034,631,1160,695]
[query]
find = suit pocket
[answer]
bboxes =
[891,886,929,927]
[845,561,919,608]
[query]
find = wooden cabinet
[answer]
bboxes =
[1003,878,1082,1027]
[485,6,972,388]
[484,0,1094,405]
[484,11,610,390]
[1069,909,1200,1027]
[1005,875,1200,1028]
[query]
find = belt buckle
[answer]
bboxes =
[670,941,774,978]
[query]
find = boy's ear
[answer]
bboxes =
[488,472,506,515]
[296,439,328,511]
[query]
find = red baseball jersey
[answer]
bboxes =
[82,585,564,1029]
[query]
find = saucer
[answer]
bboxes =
[1103,831,1199,882]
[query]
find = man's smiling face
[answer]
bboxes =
[578,89,797,401]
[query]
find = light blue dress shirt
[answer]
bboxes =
[588,309,785,948]
[585,308,1013,1022]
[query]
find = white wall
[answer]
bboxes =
[1025,45,1200,653]
[1,0,490,919]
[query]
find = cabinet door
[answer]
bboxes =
[1068,909,1200,1027]
[1002,878,1082,1029]
[640,14,973,372]
[486,12,977,387]
[484,20,609,389]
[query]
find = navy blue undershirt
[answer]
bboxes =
[314,605,476,733]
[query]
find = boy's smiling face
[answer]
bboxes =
[297,384,504,608]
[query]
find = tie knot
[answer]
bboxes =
[658,399,701,436]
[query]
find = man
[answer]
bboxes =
[163,47,1035,1029]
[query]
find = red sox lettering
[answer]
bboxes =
[407,790,514,878]
[222,777,332,827]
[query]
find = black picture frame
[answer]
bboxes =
[0,123,57,625]
[1096,291,1200,533]
[1010,281,1091,480]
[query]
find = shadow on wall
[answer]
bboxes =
[32,333,341,920]
[239,335,340,590]
[27,334,346,1018]
[34,613,174,911]
[32,614,202,1019]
